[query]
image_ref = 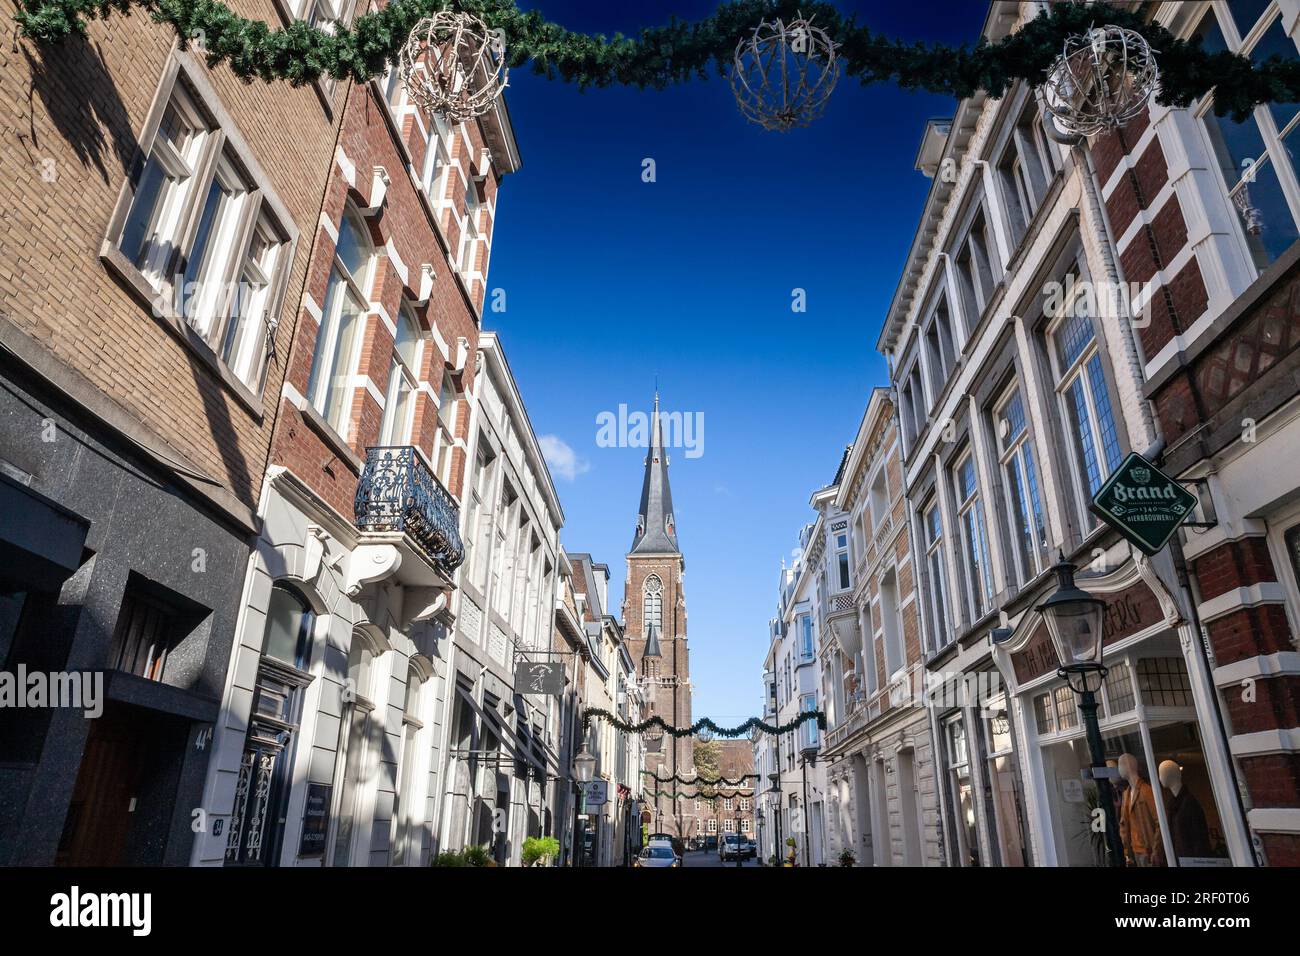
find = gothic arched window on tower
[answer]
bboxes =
[643,574,664,630]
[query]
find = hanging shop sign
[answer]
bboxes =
[580,780,609,807]
[1089,452,1200,556]
[514,660,565,696]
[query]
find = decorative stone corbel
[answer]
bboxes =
[413,263,436,306]
[303,524,330,583]
[345,544,402,598]
[401,586,449,629]
[359,166,391,218]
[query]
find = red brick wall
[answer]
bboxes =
[269,77,504,516]
[0,21,341,508]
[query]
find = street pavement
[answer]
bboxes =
[681,848,760,868]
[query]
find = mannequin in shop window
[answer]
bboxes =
[1118,753,1164,867]
[1159,760,1211,862]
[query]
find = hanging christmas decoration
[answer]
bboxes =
[644,769,758,787]
[645,788,753,801]
[13,2,1297,121]
[583,708,825,739]
[729,11,840,131]
[399,10,508,122]
[697,726,715,743]
[1041,24,1158,136]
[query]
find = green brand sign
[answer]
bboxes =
[1089,452,1199,556]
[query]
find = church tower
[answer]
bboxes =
[624,392,693,839]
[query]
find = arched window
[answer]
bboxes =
[308,206,374,432]
[643,574,663,630]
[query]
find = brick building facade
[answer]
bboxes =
[193,24,525,867]
[0,15,341,865]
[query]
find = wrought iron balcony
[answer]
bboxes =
[355,446,465,574]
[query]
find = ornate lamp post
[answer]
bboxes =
[574,743,596,867]
[1036,560,1124,867]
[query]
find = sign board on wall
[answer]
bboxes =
[1089,452,1199,555]
[297,783,332,858]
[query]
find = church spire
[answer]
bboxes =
[630,391,680,555]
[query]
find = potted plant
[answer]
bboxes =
[838,848,856,868]
[522,836,561,867]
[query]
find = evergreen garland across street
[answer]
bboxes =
[14,0,1300,119]
[582,708,826,738]
[642,769,759,786]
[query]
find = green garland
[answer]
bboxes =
[644,789,752,802]
[583,708,825,738]
[13,0,1300,119]
[643,769,757,787]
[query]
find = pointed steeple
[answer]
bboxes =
[643,622,663,659]
[630,391,680,555]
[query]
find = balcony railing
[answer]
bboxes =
[355,446,465,573]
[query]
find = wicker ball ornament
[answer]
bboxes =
[730,13,841,132]
[399,12,508,123]
[1042,25,1158,136]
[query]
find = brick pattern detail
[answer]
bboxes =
[1223,675,1300,735]
[1205,604,1294,667]
[1194,537,1279,602]
[1260,832,1300,866]
[1237,752,1300,809]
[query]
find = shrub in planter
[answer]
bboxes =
[838,849,856,868]
[522,836,561,867]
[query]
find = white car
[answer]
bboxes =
[635,845,680,868]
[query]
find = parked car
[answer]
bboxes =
[704,835,718,852]
[719,833,755,861]
[635,845,681,868]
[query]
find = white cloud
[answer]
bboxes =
[539,434,590,482]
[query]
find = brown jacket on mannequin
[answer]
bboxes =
[1119,778,1164,866]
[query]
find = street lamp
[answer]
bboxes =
[575,743,596,783]
[767,771,783,867]
[799,741,819,866]
[574,742,596,867]
[1036,559,1124,867]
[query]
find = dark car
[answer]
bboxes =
[704,835,718,852]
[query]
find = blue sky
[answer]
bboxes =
[486,0,987,720]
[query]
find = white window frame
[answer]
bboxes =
[1191,2,1300,275]
[107,58,295,399]
[921,497,951,653]
[307,205,373,436]
[379,303,423,446]
[1045,279,1124,531]
[953,450,993,624]
[993,383,1048,586]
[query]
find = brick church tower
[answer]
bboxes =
[623,393,693,839]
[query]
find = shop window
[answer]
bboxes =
[1104,659,1137,714]
[1033,692,1054,735]
[982,695,1027,866]
[1053,684,1079,732]
[392,661,425,865]
[1137,657,1194,708]
[944,715,980,866]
